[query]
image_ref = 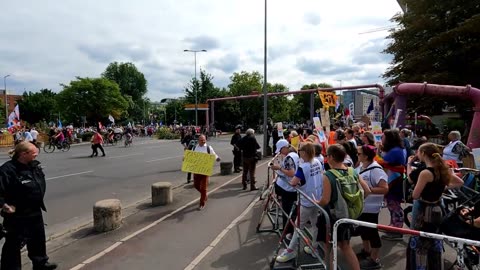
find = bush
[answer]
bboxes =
[156,127,180,140]
[82,132,94,142]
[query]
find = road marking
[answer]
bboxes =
[146,155,183,163]
[107,153,144,159]
[46,171,93,181]
[184,198,258,270]
[69,160,269,270]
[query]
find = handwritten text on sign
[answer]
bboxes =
[182,150,216,176]
[318,91,337,107]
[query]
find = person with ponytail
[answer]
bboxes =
[405,143,456,269]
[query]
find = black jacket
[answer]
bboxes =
[0,159,47,217]
[231,133,242,149]
[237,135,260,158]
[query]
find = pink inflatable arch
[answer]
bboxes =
[383,82,480,148]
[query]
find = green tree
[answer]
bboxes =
[184,69,226,126]
[56,77,129,126]
[102,62,148,121]
[383,0,480,115]
[16,89,57,125]
[292,83,332,122]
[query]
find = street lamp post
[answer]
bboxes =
[184,49,207,127]
[262,0,268,156]
[3,75,10,125]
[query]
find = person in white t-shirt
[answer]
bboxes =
[30,128,39,143]
[192,135,220,210]
[355,145,389,269]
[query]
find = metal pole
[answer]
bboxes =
[184,49,207,128]
[4,75,10,125]
[194,51,198,127]
[262,0,268,156]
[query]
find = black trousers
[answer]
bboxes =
[91,143,105,156]
[233,150,242,169]
[274,183,297,235]
[1,214,49,270]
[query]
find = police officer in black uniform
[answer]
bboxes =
[0,141,57,270]
[231,125,242,173]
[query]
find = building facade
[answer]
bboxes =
[0,90,22,114]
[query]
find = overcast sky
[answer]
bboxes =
[0,0,401,101]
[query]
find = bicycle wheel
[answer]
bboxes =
[43,143,55,153]
[62,142,71,152]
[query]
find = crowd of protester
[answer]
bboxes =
[246,120,474,270]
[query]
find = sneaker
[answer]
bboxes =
[360,257,382,270]
[356,249,371,260]
[198,205,205,211]
[381,232,403,241]
[276,249,296,263]
[303,246,319,256]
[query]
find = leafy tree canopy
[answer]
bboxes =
[56,77,129,125]
[16,89,57,125]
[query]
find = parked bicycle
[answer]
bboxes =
[43,139,70,153]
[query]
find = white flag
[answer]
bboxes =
[108,114,115,123]
[14,104,20,120]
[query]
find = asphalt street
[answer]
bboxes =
[0,135,236,239]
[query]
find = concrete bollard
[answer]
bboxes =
[220,162,233,175]
[93,199,122,232]
[151,182,173,206]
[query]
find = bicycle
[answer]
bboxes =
[43,140,71,153]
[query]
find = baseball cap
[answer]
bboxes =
[275,139,289,154]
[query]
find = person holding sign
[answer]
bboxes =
[192,135,220,210]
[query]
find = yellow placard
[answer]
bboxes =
[318,91,337,107]
[291,136,300,151]
[181,150,216,176]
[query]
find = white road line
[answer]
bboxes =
[46,171,94,181]
[184,198,258,270]
[69,160,270,270]
[145,155,183,163]
[107,153,144,159]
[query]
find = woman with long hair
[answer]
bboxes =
[406,143,454,269]
[376,129,406,241]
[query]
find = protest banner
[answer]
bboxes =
[318,91,337,108]
[181,150,216,176]
[371,121,383,143]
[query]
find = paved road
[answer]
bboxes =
[0,135,236,239]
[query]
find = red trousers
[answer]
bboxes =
[193,174,209,206]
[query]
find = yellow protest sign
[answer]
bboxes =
[181,150,216,176]
[318,91,337,108]
[291,136,300,151]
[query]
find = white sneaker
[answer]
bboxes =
[276,249,296,263]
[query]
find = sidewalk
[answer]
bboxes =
[38,159,460,270]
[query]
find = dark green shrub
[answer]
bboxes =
[156,127,180,140]
[82,132,94,142]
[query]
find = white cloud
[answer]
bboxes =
[0,0,401,100]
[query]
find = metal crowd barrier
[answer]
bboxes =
[0,134,14,147]
[258,166,331,269]
[332,218,480,270]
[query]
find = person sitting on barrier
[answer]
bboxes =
[405,142,456,269]
[314,144,371,270]
[270,139,299,240]
[355,145,389,270]
[276,143,324,263]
